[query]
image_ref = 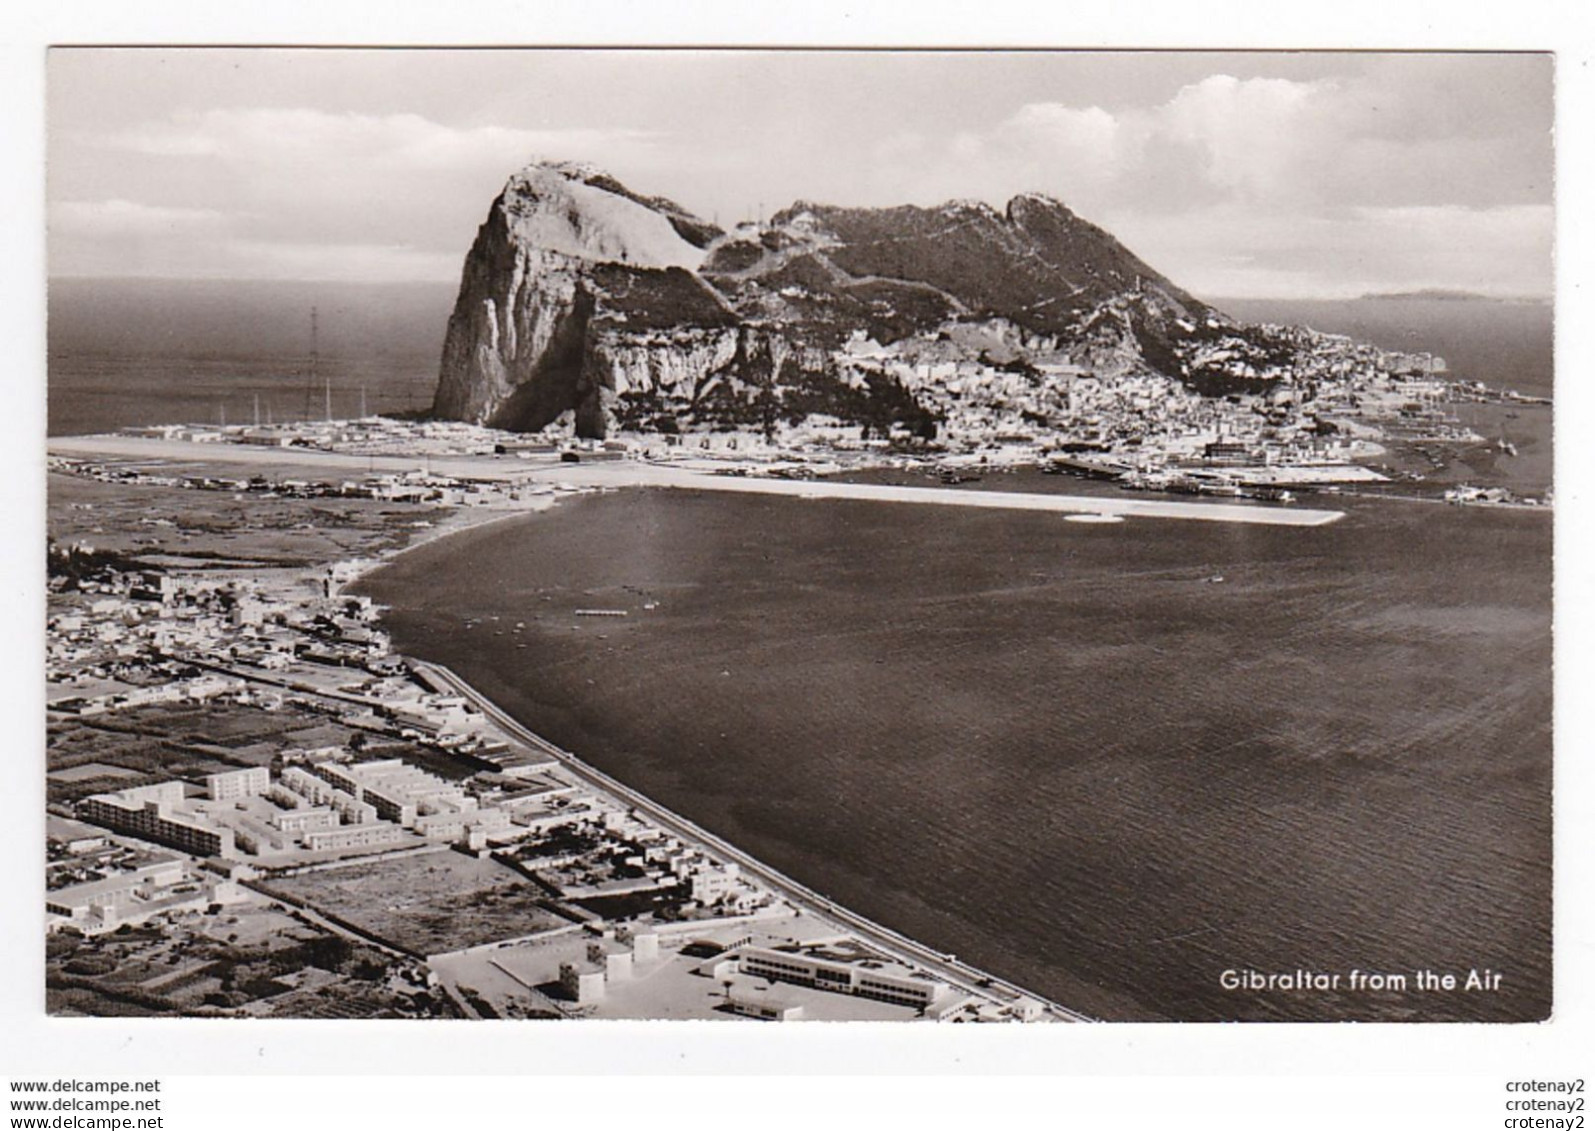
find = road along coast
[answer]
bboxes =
[49,436,1102,1019]
[45,430,1346,1019]
[411,659,1096,1022]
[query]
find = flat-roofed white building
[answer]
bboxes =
[206,766,270,801]
[559,960,607,1005]
[737,946,948,1011]
[46,815,109,855]
[269,806,340,835]
[309,758,468,828]
[281,767,378,825]
[302,824,407,852]
[725,976,804,1022]
[77,783,237,859]
[45,859,239,934]
[586,941,632,983]
[618,928,659,964]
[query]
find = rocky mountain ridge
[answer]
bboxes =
[431,160,1415,441]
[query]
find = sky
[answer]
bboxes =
[46,49,1554,300]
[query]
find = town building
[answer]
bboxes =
[268,807,341,835]
[308,758,472,828]
[724,975,805,1021]
[206,766,270,801]
[46,815,109,855]
[46,858,243,935]
[77,783,237,859]
[736,946,949,1011]
[301,824,408,852]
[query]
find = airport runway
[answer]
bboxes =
[49,434,1345,527]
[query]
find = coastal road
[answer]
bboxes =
[414,660,1097,1023]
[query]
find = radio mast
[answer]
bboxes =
[315,307,330,422]
[301,306,322,422]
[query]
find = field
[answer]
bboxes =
[49,467,445,569]
[261,852,571,956]
[46,898,447,1019]
[46,701,360,805]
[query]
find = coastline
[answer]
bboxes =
[343,499,558,585]
[413,658,1093,1021]
[46,431,1553,1021]
[46,434,1345,527]
[353,488,1093,1021]
[46,452,1088,1020]
[356,474,1551,1023]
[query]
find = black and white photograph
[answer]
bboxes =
[5,8,1592,1123]
[36,45,1556,1026]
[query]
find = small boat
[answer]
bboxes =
[1247,485,1296,503]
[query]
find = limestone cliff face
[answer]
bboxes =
[432,237,590,429]
[587,329,742,398]
[431,162,723,435]
[572,325,843,436]
[432,159,1345,439]
[573,327,739,436]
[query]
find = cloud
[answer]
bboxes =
[50,198,228,236]
[856,67,1551,297]
[58,109,668,281]
[995,103,1130,181]
[1160,75,1332,200]
[1107,203,1553,299]
[50,60,1552,297]
[866,101,1143,210]
[109,108,660,177]
[49,199,236,277]
[870,65,1551,214]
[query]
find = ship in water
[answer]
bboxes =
[1044,453,1135,481]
